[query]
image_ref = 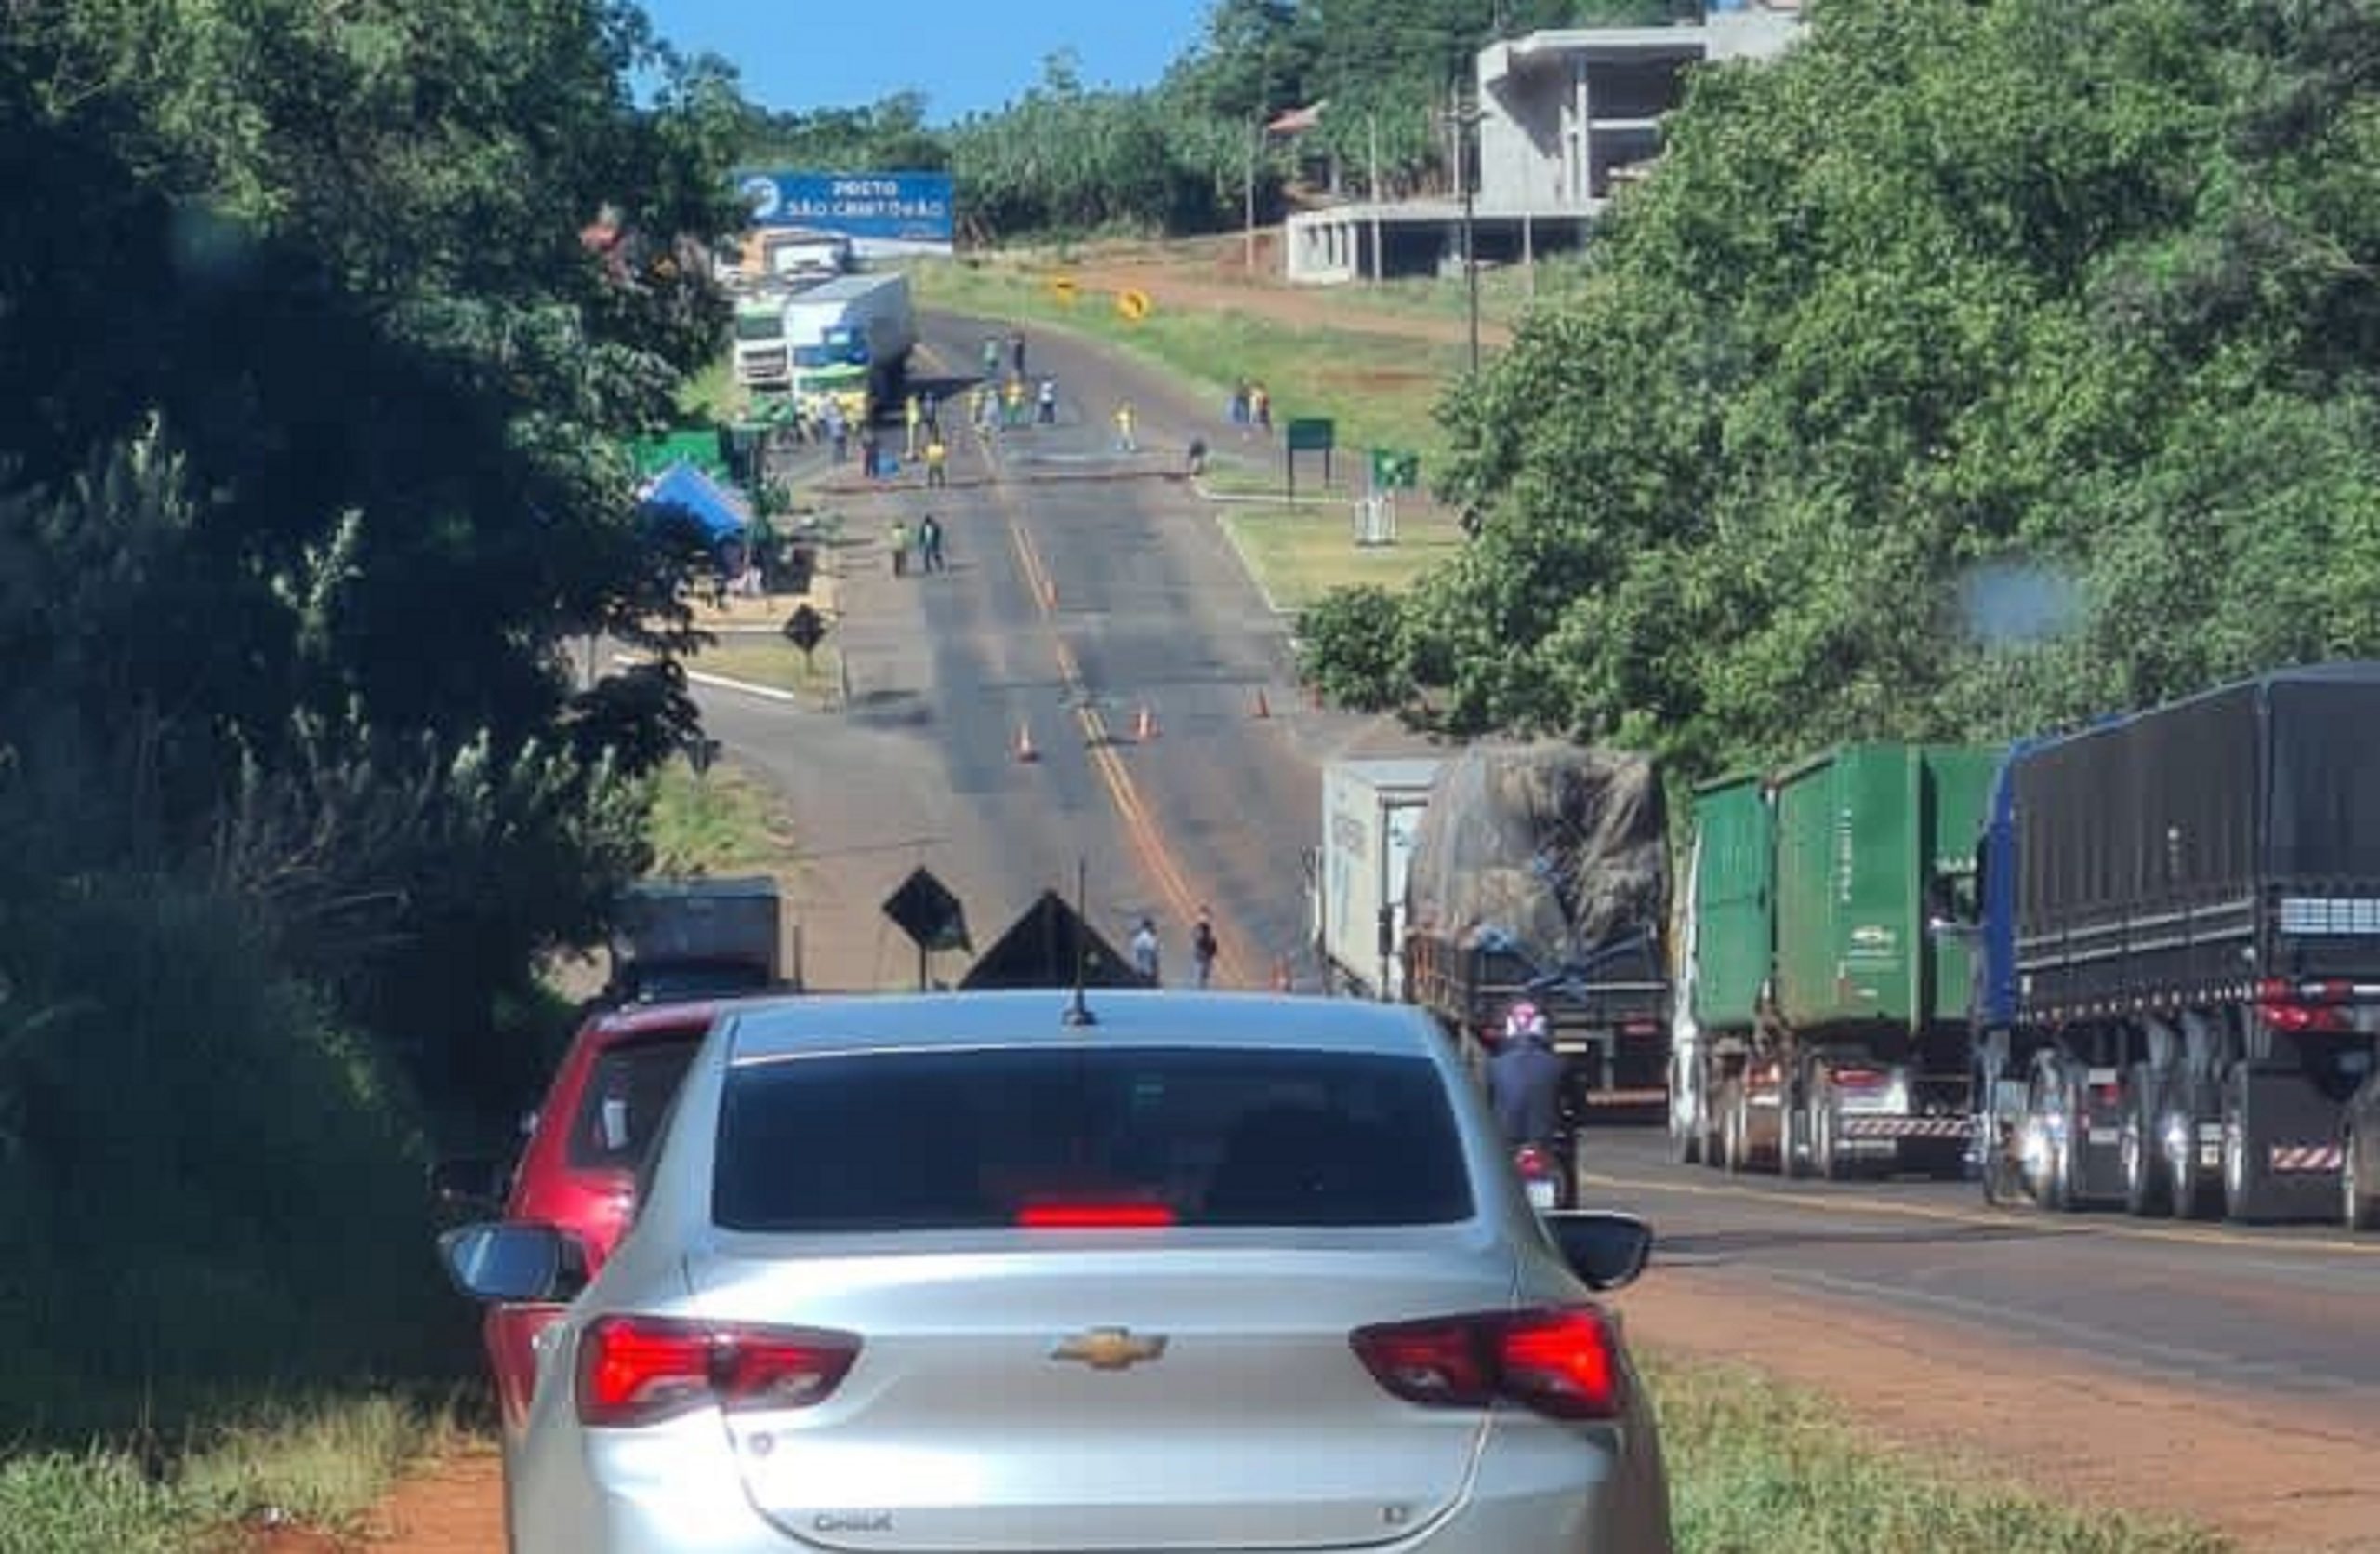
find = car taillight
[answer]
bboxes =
[1830,1068,1888,1090]
[576,1315,858,1428]
[1514,1145,1556,1181]
[1350,1307,1622,1421]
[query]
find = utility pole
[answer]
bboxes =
[1368,110,1383,285]
[1243,116,1258,274]
[1444,99,1483,377]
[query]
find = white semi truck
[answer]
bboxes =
[1309,757,1445,1000]
[732,272,917,416]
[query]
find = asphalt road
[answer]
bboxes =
[1583,1122,2380,1411]
[698,310,1407,991]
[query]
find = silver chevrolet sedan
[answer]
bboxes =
[439,990,1673,1554]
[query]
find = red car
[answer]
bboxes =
[480,1000,726,1433]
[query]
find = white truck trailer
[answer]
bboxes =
[733,272,917,413]
[1310,757,1445,1000]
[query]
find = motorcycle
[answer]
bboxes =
[1513,1137,1574,1213]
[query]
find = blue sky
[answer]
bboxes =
[641,0,1215,122]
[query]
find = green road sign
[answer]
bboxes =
[1286,418,1335,453]
[1371,449,1421,490]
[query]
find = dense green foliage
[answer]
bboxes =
[0,0,739,1435]
[1302,0,2380,778]
[733,2,1689,238]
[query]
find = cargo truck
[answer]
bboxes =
[732,272,916,414]
[1672,743,1999,1178]
[1310,757,1445,1001]
[604,875,788,1006]
[1397,744,1672,1135]
[1967,665,2380,1225]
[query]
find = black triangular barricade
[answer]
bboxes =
[960,889,1150,990]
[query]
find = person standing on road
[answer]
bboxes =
[1003,375,1026,429]
[1114,400,1137,453]
[918,513,945,574]
[1036,376,1058,425]
[887,517,911,578]
[904,392,923,458]
[1010,326,1027,377]
[923,433,948,489]
[1190,910,1219,989]
[1130,917,1161,985]
[1488,1002,1563,1148]
[1251,382,1272,432]
[824,400,848,464]
[982,335,1002,378]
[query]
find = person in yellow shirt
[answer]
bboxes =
[924,434,948,489]
[1114,400,1137,453]
[1002,375,1026,428]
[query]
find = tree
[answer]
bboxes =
[1302,0,2380,780]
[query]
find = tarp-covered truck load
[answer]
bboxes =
[607,876,786,1005]
[1401,742,1671,1112]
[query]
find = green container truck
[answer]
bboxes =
[1669,742,1999,1179]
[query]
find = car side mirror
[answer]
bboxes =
[1542,1210,1653,1292]
[429,1157,508,1213]
[437,1223,590,1305]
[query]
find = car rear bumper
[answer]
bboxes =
[516,1418,1666,1554]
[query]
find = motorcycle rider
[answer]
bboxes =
[1488,1000,1565,1149]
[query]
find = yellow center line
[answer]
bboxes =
[1578,1169,2380,1257]
[985,447,1251,988]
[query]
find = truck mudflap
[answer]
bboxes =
[2267,1143,2346,1173]
[1839,1115,1976,1140]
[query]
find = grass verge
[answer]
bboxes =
[0,1392,470,1554]
[1650,1356,2230,1554]
[685,635,841,708]
[1216,501,1465,614]
[911,259,1456,467]
[646,751,803,879]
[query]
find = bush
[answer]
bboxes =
[0,746,468,1444]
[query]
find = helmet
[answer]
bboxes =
[1503,1001,1547,1042]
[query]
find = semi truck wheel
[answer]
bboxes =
[2221,1070,2264,1225]
[1720,1080,1749,1175]
[2121,1081,2168,1217]
[1780,1093,1809,1180]
[2162,1109,2212,1220]
[2345,1131,2375,1233]
[1811,1091,1847,1181]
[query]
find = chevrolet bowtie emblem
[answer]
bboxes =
[1051,1326,1168,1371]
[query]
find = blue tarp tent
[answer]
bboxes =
[638,461,749,544]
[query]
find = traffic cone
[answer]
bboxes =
[1251,686,1272,720]
[1014,722,1038,764]
[1134,704,1158,742]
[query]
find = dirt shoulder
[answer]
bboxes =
[1616,1267,2380,1554]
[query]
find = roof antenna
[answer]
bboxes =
[1062,855,1097,1027]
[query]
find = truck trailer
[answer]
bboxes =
[1310,757,1444,1001]
[1398,743,1672,1127]
[1673,743,1999,1179]
[733,272,916,412]
[1970,664,2380,1224]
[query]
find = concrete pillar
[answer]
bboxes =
[1574,60,1592,204]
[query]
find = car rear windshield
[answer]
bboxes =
[568,1038,703,1171]
[713,1046,1474,1232]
